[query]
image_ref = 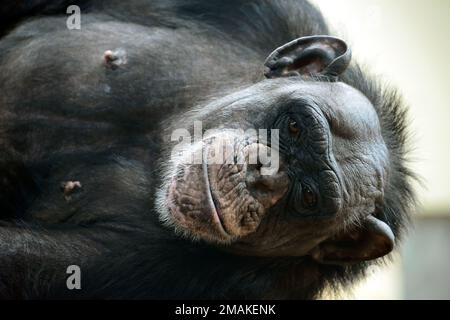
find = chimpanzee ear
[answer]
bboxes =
[310,215,395,265]
[264,35,351,78]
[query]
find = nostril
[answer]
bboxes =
[245,168,290,209]
[302,185,317,208]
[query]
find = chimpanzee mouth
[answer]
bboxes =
[165,161,234,242]
[202,157,232,239]
[164,139,276,244]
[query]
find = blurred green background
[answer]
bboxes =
[311,0,450,299]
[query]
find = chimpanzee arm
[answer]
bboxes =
[0,155,156,298]
[0,223,124,298]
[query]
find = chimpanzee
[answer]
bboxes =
[0,0,415,299]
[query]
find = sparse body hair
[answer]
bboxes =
[0,0,415,299]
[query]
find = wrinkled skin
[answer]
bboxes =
[161,80,390,257]
[0,0,414,299]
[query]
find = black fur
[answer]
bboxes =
[0,0,415,299]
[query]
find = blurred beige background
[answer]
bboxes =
[310,0,450,299]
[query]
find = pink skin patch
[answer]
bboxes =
[61,181,82,201]
[103,48,127,69]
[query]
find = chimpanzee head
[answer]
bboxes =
[157,36,415,266]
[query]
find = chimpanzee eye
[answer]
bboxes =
[302,186,317,208]
[288,118,300,137]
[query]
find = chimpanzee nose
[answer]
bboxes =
[245,163,289,209]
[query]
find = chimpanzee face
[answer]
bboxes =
[157,36,394,265]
